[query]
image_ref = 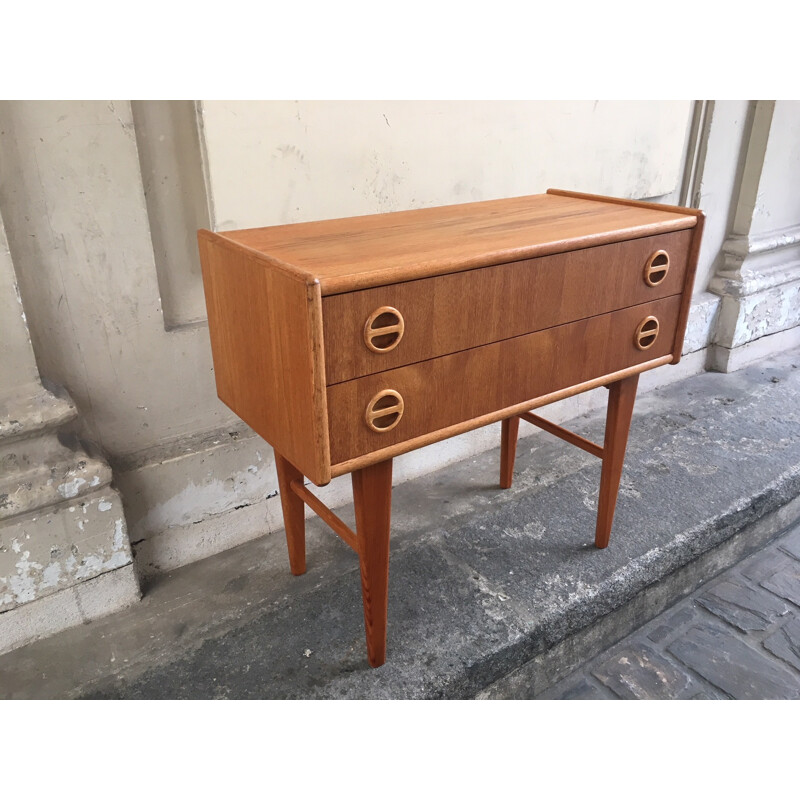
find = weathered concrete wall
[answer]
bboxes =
[678,101,750,355]
[0,198,140,653]
[0,101,233,456]
[200,100,692,230]
[130,101,212,329]
[741,101,800,236]
[0,220,39,395]
[709,101,800,371]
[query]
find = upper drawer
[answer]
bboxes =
[322,228,692,385]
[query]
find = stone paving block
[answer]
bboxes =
[544,677,612,700]
[647,605,697,644]
[779,527,800,562]
[763,617,800,673]
[696,579,791,632]
[591,642,692,699]
[689,685,728,700]
[667,623,800,699]
[740,549,793,583]
[759,561,800,607]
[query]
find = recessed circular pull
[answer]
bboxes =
[644,250,670,287]
[365,389,404,433]
[634,316,660,351]
[364,307,405,353]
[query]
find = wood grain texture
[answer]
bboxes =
[199,231,331,484]
[500,410,604,494]
[352,459,393,668]
[329,355,673,480]
[214,192,697,294]
[274,451,306,575]
[672,210,705,363]
[323,229,692,384]
[327,295,681,465]
[546,191,705,366]
[545,188,705,219]
[289,479,358,552]
[595,374,640,548]
[519,412,604,458]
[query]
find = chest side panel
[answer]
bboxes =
[199,232,330,484]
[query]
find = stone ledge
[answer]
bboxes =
[0,454,113,522]
[0,564,140,656]
[0,488,133,613]
[482,490,800,698]
[0,386,76,445]
[709,326,800,373]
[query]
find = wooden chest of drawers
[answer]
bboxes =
[199,189,704,667]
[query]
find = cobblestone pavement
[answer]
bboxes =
[538,520,800,699]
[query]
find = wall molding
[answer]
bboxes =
[710,224,800,298]
[1,384,137,614]
[131,100,212,331]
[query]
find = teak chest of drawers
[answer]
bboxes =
[198,188,704,667]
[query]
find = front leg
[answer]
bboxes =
[595,374,639,549]
[352,459,393,667]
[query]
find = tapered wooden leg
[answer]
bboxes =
[595,374,639,549]
[500,416,520,489]
[274,450,306,575]
[352,459,393,667]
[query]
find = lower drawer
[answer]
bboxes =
[327,294,681,464]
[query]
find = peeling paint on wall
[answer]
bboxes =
[58,477,87,499]
[136,462,275,536]
[0,494,133,612]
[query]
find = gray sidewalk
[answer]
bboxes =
[538,520,800,699]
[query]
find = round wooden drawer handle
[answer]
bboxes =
[365,389,404,433]
[643,250,670,287]
[634,316,660,350]
[364,306,405,353]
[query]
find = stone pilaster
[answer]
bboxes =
[709,101,800,371]
[0,209,140,654]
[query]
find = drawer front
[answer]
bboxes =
[327,295,681,465]
[323,229,691,384]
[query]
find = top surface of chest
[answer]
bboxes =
[214,191,697,294]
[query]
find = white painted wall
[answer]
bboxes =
[0,102,234,456]
[751,100,800,235]
[201,100,692,231]
[692,101,752,295]
[0,211,38,396]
